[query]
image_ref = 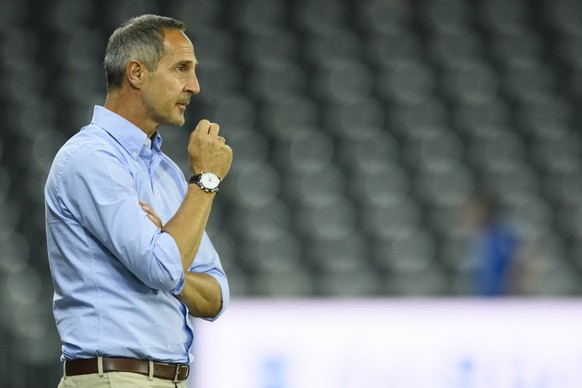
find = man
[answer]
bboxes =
[45,15,233,387]
[462,191,524,296]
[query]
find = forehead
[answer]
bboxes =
[161,29,196,62]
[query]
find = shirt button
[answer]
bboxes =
[132,152,138,159]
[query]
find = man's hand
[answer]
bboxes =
[188,119,233,179]
[140,200,162,228]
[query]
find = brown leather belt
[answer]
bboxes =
[65,357,189,382]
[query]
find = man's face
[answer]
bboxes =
[142,28,200,128]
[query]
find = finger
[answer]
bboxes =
[207,122,220,137]
[196,119,210,132]
[139,200,156,215]
[147,214,162,228]
[191,120,210,141]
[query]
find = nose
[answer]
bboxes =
[185,70,200,95]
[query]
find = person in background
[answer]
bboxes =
[44,14,233,387]
[462,191,525,296]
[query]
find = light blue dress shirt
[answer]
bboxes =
[45,106,229,363]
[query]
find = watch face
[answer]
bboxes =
[200,172,220,189]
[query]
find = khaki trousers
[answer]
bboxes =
[58,372,187,388]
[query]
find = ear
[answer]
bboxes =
[126,60,146,89]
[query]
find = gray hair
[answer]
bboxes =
[104,14,186,90]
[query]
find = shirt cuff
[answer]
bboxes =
[202,270,230,322]
[170,275,185,296]
[153,231,185,294]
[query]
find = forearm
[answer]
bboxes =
[162,185,215,270]
[178,271,222,318]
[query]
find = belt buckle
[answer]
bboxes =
[172,363,189,382]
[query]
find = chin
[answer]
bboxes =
[166,115,186,127]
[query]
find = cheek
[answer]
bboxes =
[145,77,182,112]
[164,82,182,103]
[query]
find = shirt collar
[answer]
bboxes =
[150,131,163,152]
[90,105,163,160]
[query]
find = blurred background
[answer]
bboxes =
[1,0,582,386]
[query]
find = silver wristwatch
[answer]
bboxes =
[189,172,222,193]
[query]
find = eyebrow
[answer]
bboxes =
[174,59,198,67]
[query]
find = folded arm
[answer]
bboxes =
[140,199,226,319]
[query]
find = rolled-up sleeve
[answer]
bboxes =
[57,143,185,291]
[190,232,230,321]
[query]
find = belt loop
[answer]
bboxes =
[63,360,67,380]
[148,360,154,381]
[172,365,180,383]
[97,356,104,377]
